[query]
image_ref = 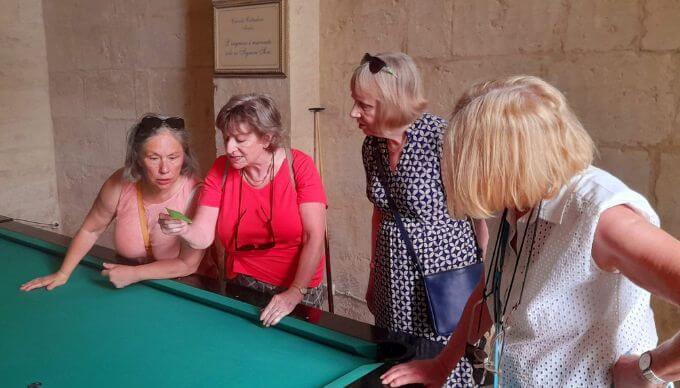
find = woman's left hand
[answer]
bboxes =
[611,354,657,388]
[260,288,303,327]
[380,359,449,387]
[101,262,140,288]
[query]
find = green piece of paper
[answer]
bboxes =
[166,208,192,224]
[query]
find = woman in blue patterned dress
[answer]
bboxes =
[350,52,488,387]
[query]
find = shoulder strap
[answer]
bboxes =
[284,147,296,191]
[215,157,230,284]
[135,182,154,259]
[373,147,426,276]
[185,177,203,210]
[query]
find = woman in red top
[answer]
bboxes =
[160,94,327,327]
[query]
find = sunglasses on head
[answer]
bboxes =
[138,115,185,132]
[360,53,397,77]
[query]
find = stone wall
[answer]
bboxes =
[319,0,680,338]
[213,0,320,157]
[3,0,676,342]
[0,0,60,226]
[43,0,216,245]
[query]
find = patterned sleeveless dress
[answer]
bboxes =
[362,113,479,387]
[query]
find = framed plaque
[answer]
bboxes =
[213,0,287,78]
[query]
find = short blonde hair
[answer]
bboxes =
[215,93,288,149]
[442,76,595,219]
[350,52,427,128]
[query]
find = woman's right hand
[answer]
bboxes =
[158,213,189,236]
[20,271,69,291]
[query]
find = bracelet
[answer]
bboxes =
[291,284,307,296]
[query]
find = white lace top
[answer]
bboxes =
[487,166,660,387]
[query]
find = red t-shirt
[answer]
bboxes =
[198,149,327,287]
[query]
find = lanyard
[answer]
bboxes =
[484,202,542,327]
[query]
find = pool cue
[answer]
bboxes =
[309,107,334,313]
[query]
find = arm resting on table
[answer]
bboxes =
[380,278,492,387]
[101,242,205,288]
[21,170,123,291]
[260,202,327,327]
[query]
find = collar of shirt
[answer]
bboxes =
[536,166,594,225]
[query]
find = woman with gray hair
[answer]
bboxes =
[21,114,206,291]
[159,94,328,327]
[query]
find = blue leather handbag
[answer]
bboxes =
[375,150,483,336]
[420,258,483,336]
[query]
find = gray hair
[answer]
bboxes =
[123,113,199,181]
[215,94,288,149]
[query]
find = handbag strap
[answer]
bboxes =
[373,147,427,276]
[136,182,154,259]
[466,216,484,259]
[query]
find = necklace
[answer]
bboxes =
[241,152,274,186]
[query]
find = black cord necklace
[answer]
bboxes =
[482,202,543,328]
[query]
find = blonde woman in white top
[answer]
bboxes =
[381,76,680,387]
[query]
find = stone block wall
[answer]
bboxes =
[0,0,60,226]
[2,0,676,342]
[213,0,320,158]
[42,0,216,245]
[319,0,680,338]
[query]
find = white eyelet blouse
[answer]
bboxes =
[487,166,660,387]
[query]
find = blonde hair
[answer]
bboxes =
[442,75,595,219]
[350,52,427,128]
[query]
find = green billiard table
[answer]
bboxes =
[0,217,442,388]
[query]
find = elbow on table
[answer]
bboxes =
[174,260,200,278]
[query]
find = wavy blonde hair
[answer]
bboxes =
[350,52,427,128]
[442,76,595,219]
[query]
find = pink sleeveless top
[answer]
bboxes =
[114,176,200,261]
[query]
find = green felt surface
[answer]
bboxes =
[0,228,381,387]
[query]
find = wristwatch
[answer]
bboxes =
[638,351,668,385]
